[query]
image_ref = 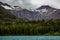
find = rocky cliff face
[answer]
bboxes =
[10,5,60,20]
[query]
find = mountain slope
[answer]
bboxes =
[0,1,60,20]
[9,5,60,20]
[0,5,16,23]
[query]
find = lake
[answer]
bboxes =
[0,36,60,40]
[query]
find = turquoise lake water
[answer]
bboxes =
[0,36,60,40]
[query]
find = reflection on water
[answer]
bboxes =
[0,36,60,40]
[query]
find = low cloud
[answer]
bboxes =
[0,0,60,9]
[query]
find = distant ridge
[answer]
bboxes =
[36,5,55,10]
[0,1,60,20]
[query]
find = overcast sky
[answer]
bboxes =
[0,0,60,9]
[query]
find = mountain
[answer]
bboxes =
[0,2,11,7]
[0,1,13,10]
[10,5,60,20]
[13,6,23,11]
[0,1,60,20]
[36,5,55,10]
